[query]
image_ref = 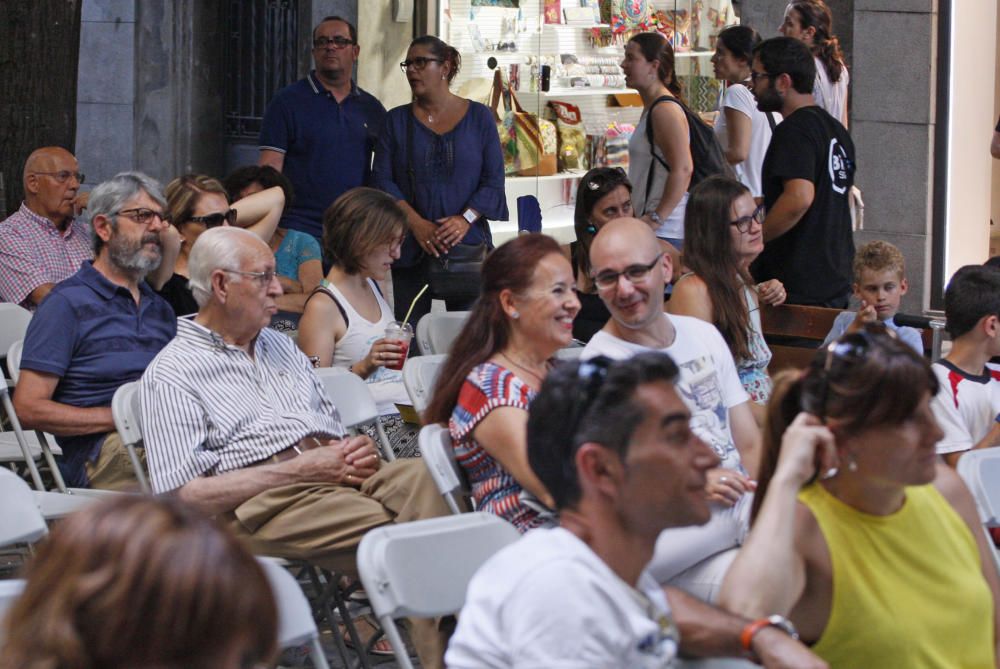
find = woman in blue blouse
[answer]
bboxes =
[374,35,508,331]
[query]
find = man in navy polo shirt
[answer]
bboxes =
[258,15,386,241]
[13,172,177,491]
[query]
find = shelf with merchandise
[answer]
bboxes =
[516,87,629,98]
[506,170,586,183]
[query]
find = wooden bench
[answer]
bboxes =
[761,304,939,374]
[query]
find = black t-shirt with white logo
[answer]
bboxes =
[751,106,856,307]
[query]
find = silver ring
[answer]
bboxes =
[720,476,728,483]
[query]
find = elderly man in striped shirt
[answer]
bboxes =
[138,226,450,661]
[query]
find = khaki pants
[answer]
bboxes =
[84,431,145,492]
[226,458,451,667]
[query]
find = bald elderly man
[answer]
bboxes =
[0,147,92,309]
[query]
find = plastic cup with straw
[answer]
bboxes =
[384,284,427,370]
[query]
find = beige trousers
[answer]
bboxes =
[84,431,145,492]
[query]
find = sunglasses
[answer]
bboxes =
[585,167,627,191]
[565,356,613,449]
[188,209,237,228]
[812,323,898,422]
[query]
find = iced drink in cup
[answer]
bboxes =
[384,321,413,371]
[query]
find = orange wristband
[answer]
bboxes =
[740,618,771,653]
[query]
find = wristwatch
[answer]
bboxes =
[740,615,799,662]
[461,208,479,224]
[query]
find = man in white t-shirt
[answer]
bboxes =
[446,353,824,669]
[931,265,1000,466]
[581,218,760,596]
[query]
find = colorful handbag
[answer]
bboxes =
[489,70,558,177]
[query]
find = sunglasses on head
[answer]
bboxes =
[188,208,237,228]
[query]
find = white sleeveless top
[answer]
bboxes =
[316,278,410,416]
[629,108,689,241]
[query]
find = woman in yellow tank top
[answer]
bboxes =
[719,325,1000,668]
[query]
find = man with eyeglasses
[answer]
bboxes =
[0,147,92,309]
[13,172,176,491]
[138,226,450,665]
[258,15,386,243]
[581,217,761,601]
[448,353,825,668]
[748,36,855,308]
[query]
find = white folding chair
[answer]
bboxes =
[257,558,332,669]
[313,367,395,461]
[415,311,469,355]
[956,449,1000,570]
[402,354,447,416]
[111,381,151,494]
[0,304,32,380]
[418,424,466,515]
[0,468,48,549]
[357,513,520,669]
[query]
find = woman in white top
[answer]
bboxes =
[711,25,780,199]
[622,31,693,254]
[298,187,417,458]
[780,0,849,128]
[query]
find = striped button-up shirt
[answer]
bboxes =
[140,318,344,494]
[0,203,93,309]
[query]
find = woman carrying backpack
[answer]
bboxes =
[622,32,692,252]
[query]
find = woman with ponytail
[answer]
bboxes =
[622,32,693,256]
[780,0,850,128]
[719,326,999,668]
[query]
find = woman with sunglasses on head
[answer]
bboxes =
[779,0,849,128]
[159,174,284,317]
[425,234,580,532]
[711,25,779,201]
[719,326,1000,668]
[669,176,786,416]
[298,188,419,458]
[373,35,507,333]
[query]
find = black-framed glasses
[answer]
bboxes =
[730,204,766,233]
[188,209,237,228]
[399,57,442,72]
[565,356,614,449]
[591,253,663,290]
[313,36,354,49]
[226,269,277,287]
[113,208,169,226]
[749,71,772,84]
[32,170,85,184]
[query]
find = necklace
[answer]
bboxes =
[499,351,548,385]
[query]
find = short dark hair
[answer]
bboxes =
[944,265,1000,339]
[222,165,295,207]
[314,15,357,44]
[753,36,816,95]
[527,352,680,510]
[322,187,405,275]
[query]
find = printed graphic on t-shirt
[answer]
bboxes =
[829,138,851,195]
[675,355,736,461]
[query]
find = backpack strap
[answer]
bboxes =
[766,111,778,132]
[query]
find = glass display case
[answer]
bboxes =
[435,0,738,242]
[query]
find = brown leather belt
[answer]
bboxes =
[249,437,325,467]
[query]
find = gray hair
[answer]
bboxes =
[88,172,166,255]
[187,226,261,307]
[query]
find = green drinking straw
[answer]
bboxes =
[402,284,429,326]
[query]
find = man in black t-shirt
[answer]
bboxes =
[748,36,856,308]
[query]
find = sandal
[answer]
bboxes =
[342,615,395,656]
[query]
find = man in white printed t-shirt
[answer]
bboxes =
[581,217,760,600]
[446,353,824,669]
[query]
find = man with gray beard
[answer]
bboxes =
[13,172,176,490]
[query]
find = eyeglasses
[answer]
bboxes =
[188,209,237,228]
[226,269,278,287]
[730,204,766,233]
[32,171,85,184]
[749,71,772,84]
[313,36,354,49]
[113,208,169,226]
[399,57,443,72]
[591,253,662,290]
[565,356,613,451]
[585,167,628,191]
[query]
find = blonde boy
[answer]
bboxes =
[821,240,924,353]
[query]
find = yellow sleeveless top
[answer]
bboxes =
[798,483,994,668]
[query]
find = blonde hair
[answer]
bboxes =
[853,240,905,283]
